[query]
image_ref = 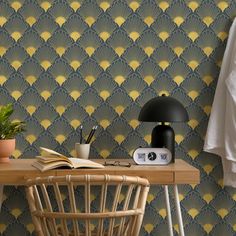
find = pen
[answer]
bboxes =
[86,126,97,144]
[87,125,97,144]
[80,125,83,144]
[85,126,95,144]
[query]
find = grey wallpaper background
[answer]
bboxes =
[0,0,236,235]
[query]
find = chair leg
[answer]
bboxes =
[174,185,185,236]
[25,187,45,236]
[164,186,174,236]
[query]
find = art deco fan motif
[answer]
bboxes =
[0,0,235,235]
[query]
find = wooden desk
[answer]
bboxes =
[0,159,199,236]
[0,159,199,185]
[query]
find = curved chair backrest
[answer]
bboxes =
[26,175,150,236]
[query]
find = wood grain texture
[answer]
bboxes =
[0,159,200,185]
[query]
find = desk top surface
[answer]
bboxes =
[0,159,200,185]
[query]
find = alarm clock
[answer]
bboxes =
[133,147,172,165]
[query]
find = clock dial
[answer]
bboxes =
[148,152,157,161]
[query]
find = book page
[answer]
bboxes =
[69,158,104,169]
[40,147,70,162]
[33,147,104,171]
[35,156,71,164]
[32,160,73,172]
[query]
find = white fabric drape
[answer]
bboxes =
[204,18,236,187]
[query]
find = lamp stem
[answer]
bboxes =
[151,124,175,163]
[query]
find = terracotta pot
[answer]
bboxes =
[0,139,15,163]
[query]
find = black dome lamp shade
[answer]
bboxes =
[138,94,189,163]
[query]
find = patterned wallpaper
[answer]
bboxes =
[0,0,236,235]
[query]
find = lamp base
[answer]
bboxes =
[151,124,175,163]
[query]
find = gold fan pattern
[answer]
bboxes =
[0,0,236,235]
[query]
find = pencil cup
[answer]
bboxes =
[75,143,90,159]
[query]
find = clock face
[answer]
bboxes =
[148,152,157,161]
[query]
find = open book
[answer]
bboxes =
[33,147,104,172]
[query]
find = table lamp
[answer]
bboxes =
[138,94,189,163]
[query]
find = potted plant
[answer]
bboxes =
[0,104,26,163]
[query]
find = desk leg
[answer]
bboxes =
[174,185,185,236]
[164,186,174,236]
[0,185,4,210]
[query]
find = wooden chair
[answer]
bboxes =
[25,175,150,236]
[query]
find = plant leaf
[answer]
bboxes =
[0,104,26,139]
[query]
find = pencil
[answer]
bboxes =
[87,125,97,143]
[85,126,95,144]
[86,126,98,144]
[79,125,83,144]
